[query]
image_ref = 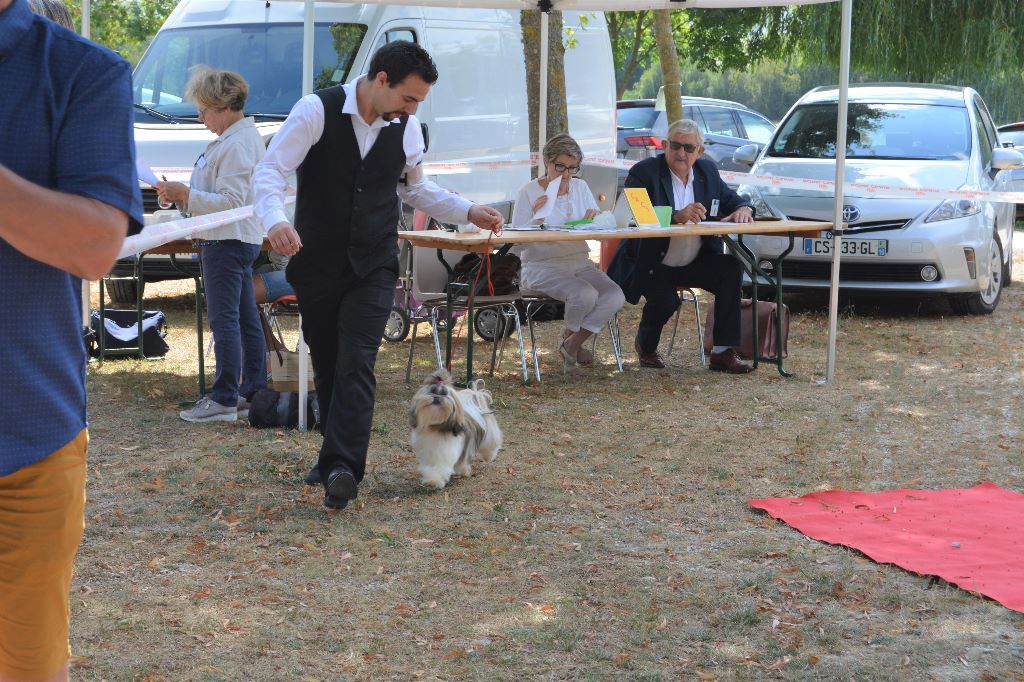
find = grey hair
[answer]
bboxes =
[666,118,704,145]
[29,0,74,29]
[542,132,583,166]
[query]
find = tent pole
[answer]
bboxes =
[824,0,852,384]
[296,0,315,432]
[537,8,549,175]
[82,0,90,39]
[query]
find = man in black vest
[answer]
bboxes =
[254,42,503,509]
[607,118,755,374]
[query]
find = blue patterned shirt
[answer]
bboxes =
[0,0,143,475]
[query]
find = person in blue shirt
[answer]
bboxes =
[0,0,142,678]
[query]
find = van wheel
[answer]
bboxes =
[383,307,410,343]
[949,234,1003,315]
[105,279,141,306]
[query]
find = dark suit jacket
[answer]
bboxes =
[607,155,753,305]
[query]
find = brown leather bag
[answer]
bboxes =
[703,298,790,361]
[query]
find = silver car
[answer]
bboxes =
[735,84,1023,314]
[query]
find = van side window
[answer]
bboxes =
[372,28,418,54]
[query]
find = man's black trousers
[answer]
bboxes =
[291,265,396,484]
[636,252,743,353]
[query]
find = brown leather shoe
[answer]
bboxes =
[709,348,755,374]
[634,337,666,369]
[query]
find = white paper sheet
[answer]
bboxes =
[136,157,160,187]
[697,220,740,226]
[531,175,562,222]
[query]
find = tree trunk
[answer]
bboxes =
[654,9,683,125]
[521,9,568,172]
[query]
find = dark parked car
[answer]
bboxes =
[997,121,1024,219]
[615,95,775,192]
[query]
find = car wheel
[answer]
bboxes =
[474,308,513,342]
[383,306,410,343]
[948,234,1003,315]
[105,278,142,306]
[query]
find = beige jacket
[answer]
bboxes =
[183,117,265,244]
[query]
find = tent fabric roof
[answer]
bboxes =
[278,0,836,8]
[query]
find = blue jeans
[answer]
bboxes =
[200,240,266,406]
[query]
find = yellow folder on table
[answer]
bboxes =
[624,187,661,227]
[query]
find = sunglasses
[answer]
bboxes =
[667,140,700,154]
[551,162,582,176]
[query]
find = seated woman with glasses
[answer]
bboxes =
[510,133,625,372]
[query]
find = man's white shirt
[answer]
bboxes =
[661,168,701,267]
[253,77,472,231]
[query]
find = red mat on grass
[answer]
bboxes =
[749,482,1024,612]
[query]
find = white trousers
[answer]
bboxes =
[521,258,625,333]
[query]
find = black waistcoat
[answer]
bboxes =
[288,85,408,282]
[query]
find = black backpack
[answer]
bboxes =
[247,388,320,429]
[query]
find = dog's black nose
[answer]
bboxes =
[431,395,442,404]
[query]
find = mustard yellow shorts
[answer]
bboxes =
[0,429,87,681]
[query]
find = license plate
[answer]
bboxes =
[803,237,888,257]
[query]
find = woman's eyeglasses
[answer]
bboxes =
[667,141,700,154]
[552,162,582,176]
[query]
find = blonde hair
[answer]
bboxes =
[185,67,249,112]
[666,118,704,145]
[542,132,583,167]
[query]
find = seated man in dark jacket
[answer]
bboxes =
[608,118,754,373]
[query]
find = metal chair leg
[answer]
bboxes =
[524,302,542,382]
[406,318,418,382]
[430,307,445,371]
[609,314,624,372]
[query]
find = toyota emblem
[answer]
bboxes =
[841,205,861,223]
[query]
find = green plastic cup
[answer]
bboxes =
[653,205,672,227]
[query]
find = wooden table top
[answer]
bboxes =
[398,219,832,253]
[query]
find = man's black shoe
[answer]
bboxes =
[324,466,358,507]
[324,493,349,510]
[304,466,321,486]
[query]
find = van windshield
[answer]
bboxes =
[768,103,972,161]
[133,23,367,122]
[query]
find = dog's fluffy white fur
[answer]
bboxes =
[409,369,502,489]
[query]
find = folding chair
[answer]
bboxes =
[519,292,623,380]
[665,287,706,365]
[405,245,532,383]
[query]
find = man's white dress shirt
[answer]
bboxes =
[661,168,701,268]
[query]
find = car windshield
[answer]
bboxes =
[768,102,971,161]
[132,23,366,122]
[617,106,659,130]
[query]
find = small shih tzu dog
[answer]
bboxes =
[409,369,502,489]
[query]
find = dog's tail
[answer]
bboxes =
[425,368,452,387]
[466,380,494,411]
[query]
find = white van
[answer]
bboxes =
[131,0,616,215]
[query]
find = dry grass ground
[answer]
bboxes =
[74,232,1024,680]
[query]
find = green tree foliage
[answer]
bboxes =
[63,0,177,65]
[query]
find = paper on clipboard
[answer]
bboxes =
[136,157,161,187]
[623,187,661,227]
[532,175,563,221]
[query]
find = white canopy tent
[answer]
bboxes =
[80,0,852,386]
[288,0,852,385]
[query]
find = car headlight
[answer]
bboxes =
[925,198,981,223]
[738,184,780,220]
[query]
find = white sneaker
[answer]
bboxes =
[236,396,250,420]
[179,397,237,423]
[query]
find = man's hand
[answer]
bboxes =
[724,206,754,224]
[583,208,599,220]
[267,221,302,256]
[672,202,707,225]
[468,204,504,232]
[155,180,189,207]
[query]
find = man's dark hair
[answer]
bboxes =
[367,41,438,86]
